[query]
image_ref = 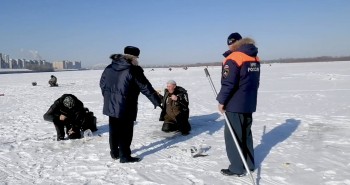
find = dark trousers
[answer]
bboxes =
[109,116,134,160]
[224,112,255,174]
[162,112,191,134]
[53,118,81,139]
[176,112,191,133]
[54,120,65,139]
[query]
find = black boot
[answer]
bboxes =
[220,169,246,177]
[54,124,65,141]
[110,151,119,160]
[120,157,141,163]
[179,120,191,136]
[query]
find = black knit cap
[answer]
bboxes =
[124,46,140,57]
[227,32,242,45]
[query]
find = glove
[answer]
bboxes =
[154,104,161,109]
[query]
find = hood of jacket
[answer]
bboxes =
[224,38,258,57]
[109,54,139,71]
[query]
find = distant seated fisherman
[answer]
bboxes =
[49,75,58,87]
[43,94,97,141]
[159,80,191,135]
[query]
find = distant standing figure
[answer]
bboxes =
[159,80,191,135]
[217,32,260,176]
[49,75,58,87]
[100,46,161,163]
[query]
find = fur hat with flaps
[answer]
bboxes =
[124,46,140,58]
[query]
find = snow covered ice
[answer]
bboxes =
[0,61,350,185]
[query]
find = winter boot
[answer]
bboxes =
[54,124,65,141]
[120,157,141,163]
[110,151,119,160]
[220,169,246,177]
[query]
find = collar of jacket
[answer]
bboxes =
[110,54,139,66]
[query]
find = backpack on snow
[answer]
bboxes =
[81,108,98,132]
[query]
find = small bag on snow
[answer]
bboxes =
[81,108,98,132]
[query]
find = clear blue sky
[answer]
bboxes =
[1,0,349,67]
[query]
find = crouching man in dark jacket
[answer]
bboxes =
[49,75,58,87]
[43,94,97,141]
[159,80,191,135]
[100,46,161,163]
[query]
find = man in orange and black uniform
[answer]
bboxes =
[217,32,260,176]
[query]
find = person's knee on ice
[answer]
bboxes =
[161,122,178,132]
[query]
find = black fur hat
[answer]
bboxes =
[124,46,140,57]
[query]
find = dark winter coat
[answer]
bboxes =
[100,54,161,121]
[43,94,85,124]
[49,75,58,86]
[50,76,57,83]
[216,38,260,113]
[159,86,189,122]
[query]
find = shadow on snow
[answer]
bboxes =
[94,117,300,165]
[132,112,223,158]
[255,118,301,166]
[254,118,301,185]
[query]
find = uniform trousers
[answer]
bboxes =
[224,112,255,174]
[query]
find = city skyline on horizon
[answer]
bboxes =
[0,52,81,70]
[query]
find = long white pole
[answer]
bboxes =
[204,68,255,185]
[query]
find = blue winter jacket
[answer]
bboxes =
[100,54,161,120]
[216,38,260,113]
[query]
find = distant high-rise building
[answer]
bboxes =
[10,59,17,69]
[18,59,25,69]
[65,60,73,69]
[52,61,65,70]
[0,53,3,69]
[5,54,10,64]
[52,60,81,70]
[73,61,82,69]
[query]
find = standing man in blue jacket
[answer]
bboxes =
[100,46,161,163]
[217,33,260,176]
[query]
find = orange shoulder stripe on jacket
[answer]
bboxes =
[222,52,260,66]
